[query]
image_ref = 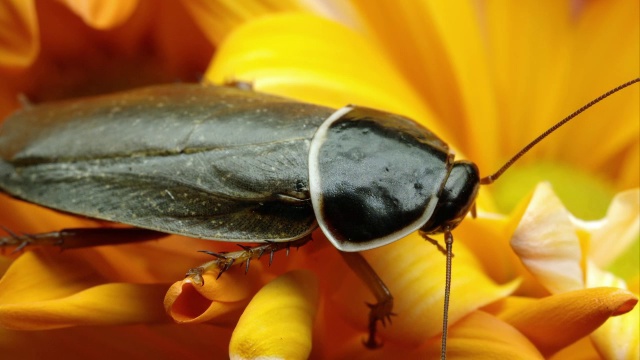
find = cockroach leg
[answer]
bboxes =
[339,251,395,348]
[0,227,166,252]
[419,231,449,256]
[187,235,314,285]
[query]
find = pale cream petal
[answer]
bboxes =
[511,183,584,293]
[572,189,640,268]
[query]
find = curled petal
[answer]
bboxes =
[58,0,138,29]
[229,270,319,360]
[496,287,638,357]
[164,265,271,325]
[511,183,584,294]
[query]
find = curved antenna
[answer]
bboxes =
[480,78,639,185]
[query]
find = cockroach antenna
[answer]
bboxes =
[481,78,640,185]
[439,77,639,360]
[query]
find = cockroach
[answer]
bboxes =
[1,78,638,358]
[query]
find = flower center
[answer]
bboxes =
[489,161,615,220]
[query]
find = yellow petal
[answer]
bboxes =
[496,288,638,357]
[0,283,168,330]
[332,233,520,345]
[0,250,169,330]
[456,209,552,298]
[164,269,270,325]
[350,1,498,167]
[511,182,584,294]
[0,250,110,304]
[229,270,319,360]
[573,189,640,269]
[587,263,639,360]
[562,0,639,183]
[455,214,522,285]
[205,13,446,139]
[484,0,573,159]
[58,0,139,29]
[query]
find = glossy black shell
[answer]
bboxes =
[0,84,334,242]
[0,84,479,251]
[309,106,453,251]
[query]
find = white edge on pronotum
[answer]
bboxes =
[308,105,440,252]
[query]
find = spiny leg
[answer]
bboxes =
[339,251,395,349]
[0,227,167,251]
[186,234,313,285]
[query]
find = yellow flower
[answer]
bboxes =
[0,1,638,359]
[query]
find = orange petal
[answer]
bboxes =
[0,250,170,330]
[586,263,639,360]
[164,264,271,325]
[445,311,543,360]
[496,287,638,357]
[333,310,543,359]
[58,0,139,29]
[0,324,232,358]
[183,0,306,45]
[332,233,519,345]
[548,337,602,360]
[229,270,319,360]
[0,0,38,68]
[511,183,584,294]
[205,13,445,139]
